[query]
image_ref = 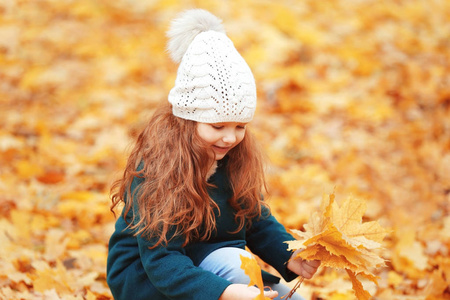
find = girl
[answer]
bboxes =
[106,9,320,300]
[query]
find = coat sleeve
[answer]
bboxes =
[245,205,298,282]
[127,172,232,300]
[136,233,231,299]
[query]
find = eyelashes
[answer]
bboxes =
[211,125,246,130]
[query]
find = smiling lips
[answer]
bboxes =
[213,145,232,154]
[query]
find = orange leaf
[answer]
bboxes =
[240,255,271,300]
[37,169,65,184]
[346,270,371,300]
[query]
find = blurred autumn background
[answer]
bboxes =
[1,0,449,299]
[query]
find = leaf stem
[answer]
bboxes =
[281,276,304,299]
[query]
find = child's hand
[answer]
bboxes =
[287,249,321,279]
[219,284,278,299]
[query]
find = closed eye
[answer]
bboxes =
[210,123,247,130]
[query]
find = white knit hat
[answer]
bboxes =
[167,9,257,123]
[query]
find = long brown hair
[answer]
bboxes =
[110,103,268,247]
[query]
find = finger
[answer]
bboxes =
[302,262,317,272]
[264,290,279,299]
[301,262,318,279]
[306,260,321,268]
[303,260,320,273]
[302,270,314,279]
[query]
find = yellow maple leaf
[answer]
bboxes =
[240,255,271,300]
[346,269,371,300]
[14,160,44,179]
[329,196,386,245]
[391,229,428,279]
[286,193,387,299]
[303,244,358,271]
[32,260,73,294]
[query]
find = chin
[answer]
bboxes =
[213,153,227,161]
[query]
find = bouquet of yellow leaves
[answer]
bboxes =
[285,193,387,300]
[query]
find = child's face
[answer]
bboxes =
[196,122,247,160]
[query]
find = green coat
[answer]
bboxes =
[107,160,297,300]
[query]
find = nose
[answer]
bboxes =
[222,128,237,144]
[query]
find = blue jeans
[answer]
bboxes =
[199,247,305,300]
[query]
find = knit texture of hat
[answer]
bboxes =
[167,9,257,123]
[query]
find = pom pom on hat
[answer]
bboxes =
[167,9,226,63]
[167,9,257,124]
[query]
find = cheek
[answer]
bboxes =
[236,131,246,144]
[197,127,218,145]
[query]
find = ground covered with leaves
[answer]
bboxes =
[1,0,449,299]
